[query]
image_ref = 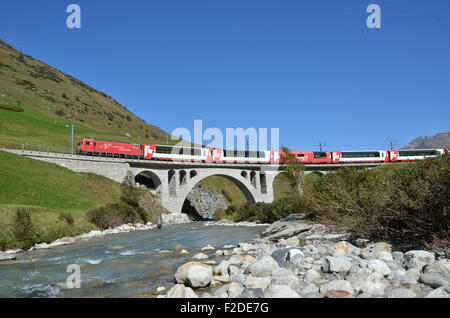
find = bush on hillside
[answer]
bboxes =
[0,103,24,112]
[86,202,139,230]
[58,212,74,225]
[13,208,35,249]
[227,198,298,224]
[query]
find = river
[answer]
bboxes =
[0,223,266,298]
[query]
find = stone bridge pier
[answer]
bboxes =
[130,166,282,214]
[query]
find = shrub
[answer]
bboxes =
[55,109,65,117]
[86,202,138,230]
[13,208,35,249]
[213,208,227,221]
[227,198,296,224]
[58,212,74,225]
[0,104,24,112]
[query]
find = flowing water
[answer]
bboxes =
[0,223,266,298]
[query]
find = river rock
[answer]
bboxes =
[192,253,209,260]
[239,242,254,252]
[223,245,236,250]
[324,290,355,298]
[213,260,230,276]
[238,288,265,298]
[163,284,198,298]
[213,274,231,284]
[367,259,392,277]
[227,282,244,298]
[404,251,435,270]
[277,237,300,248]
[215,250,224,256]
[304,269,322,283]
[319,280,354,295]
[156,287,166,294]
[242,255,257,267]
[333,241,360,255]
[271,248,304,268]
[264,284,301,298]
[386,288,416,298]
[228,254,244,266]
[0,252,17,261]
[419,273,450,289]
[185,287,199,298]
[244,276,271,290]
[245,255,280,277]
[362,272,390,296]
[424,260,450,274]
[260,214,313,241]
[180,249,189,255]
[174,262,213,288]
[322,256,353,274]
[201,245,215,251]
[392,251,404,262]
[360,242,393,261]
[424,287,450,298]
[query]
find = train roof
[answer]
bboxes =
[82,138,139,145]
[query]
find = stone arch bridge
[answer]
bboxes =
[3,149,382,214]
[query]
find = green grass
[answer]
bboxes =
[0,150,121,211]
[0,150,124,250]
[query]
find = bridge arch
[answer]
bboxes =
[134,170,163,192]
[170,169,261,214]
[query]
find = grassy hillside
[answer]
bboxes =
[0,150,122,250]
[0,39,170,152]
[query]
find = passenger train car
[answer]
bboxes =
[76,138,447,164]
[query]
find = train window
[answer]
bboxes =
[297,154,305,158]
[86,141,90,146]
[136,146,139,150]
[399,151,436,157]
[156,146,173,154]
[314,152,327,158]
[259,152,266,158]
[341,152,380,158]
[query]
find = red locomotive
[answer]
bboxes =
[76,138,143,159]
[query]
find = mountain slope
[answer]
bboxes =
[0,39,169,151]
[402,131,450,150]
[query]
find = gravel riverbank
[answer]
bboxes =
[162,214,450,298]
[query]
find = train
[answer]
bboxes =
[76,138,448,164]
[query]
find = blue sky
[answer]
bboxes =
[1,0,449,150]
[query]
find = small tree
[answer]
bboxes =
[281,147,306,195]
[121,171,140,208]
[14,208,35,249]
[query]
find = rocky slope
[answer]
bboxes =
[184,182,228,220]
[402,131,450,150]
[162,214,450,298]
